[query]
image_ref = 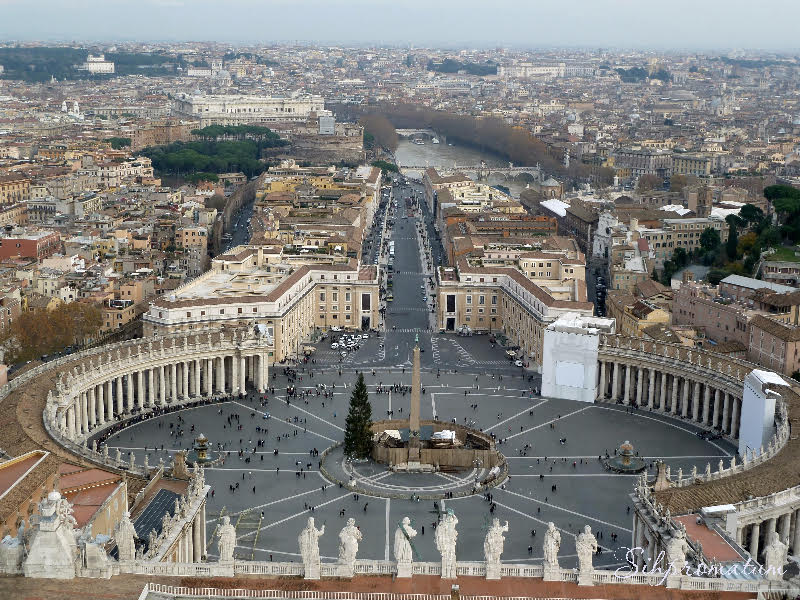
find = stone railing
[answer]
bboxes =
[734,482,800,513]
[131,563,798,595]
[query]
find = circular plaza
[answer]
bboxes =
[100,362,735,569]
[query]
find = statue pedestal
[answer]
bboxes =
[441,560,457,579]
[665,575,682,589]
[577,570,594,586]
[485,562,501,580]
[543,565,560,581]
[408,437,421,463]
[397,561,412,578]
[336,563,355,578]
[304,563,321,580]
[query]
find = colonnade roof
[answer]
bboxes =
[654,383,800,513]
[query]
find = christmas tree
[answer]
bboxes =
[343,373,373,458]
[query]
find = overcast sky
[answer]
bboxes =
[0,0,798,51]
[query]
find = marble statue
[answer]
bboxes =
[483,518,509,579]
[216,516,236,562]
[665,527,688,576]
[337,518,362,576]
[543,522,561,568]
[575,525,598,577]
[298,517,324,579]
[115,512,137,561]
[435,511,458,579]
[394,517,417,577]
[763,531,788,581]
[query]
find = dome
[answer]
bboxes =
[47,490,61,502]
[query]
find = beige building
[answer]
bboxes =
[143,245,380,362]
[437,256,592,368]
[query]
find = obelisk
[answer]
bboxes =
[408,334,421,464]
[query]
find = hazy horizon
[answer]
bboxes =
[0,0,798,52]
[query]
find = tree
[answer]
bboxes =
[726,217,739,260]
[707,269,728,285]
[371,159,399,174]
[739,203,764,226]
[700,227,721,252]
[637,174,662,192]
[669,174,688,194]
[343,373,373,459]
[673,247,689,269]
[359,114,398,152]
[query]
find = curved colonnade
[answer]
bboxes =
[43,328,271,474]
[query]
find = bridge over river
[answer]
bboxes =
[398,163,541,181]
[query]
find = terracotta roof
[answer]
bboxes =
[749,314,800,342]
[655,382,800,514]
[635,279,672,299]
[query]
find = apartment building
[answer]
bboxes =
[143,245,380,362]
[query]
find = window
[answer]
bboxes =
[491,295,497,305]
[238,307,243,314]
[333,293,338,301]
[186,312,191,317]
[466,295,472,304]
[479,295,485,305]
[320,292,325,301]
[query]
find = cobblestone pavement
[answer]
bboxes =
[105,365,734,569]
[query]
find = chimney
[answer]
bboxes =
[682,270,694,284]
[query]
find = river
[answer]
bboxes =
[393,138,533,197]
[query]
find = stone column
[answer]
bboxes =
[670,374,679,414]
[792,509,800,557]
[137,371,145,409]
[647,368,655,409]
[712,389,721,428]
[722,393,731,434]
[97,383,105,424]
[192,519,201,562]
[159,365,166,404]
[67,404,76,439]
[239,356,246,395]
[750,522,760,559]
[599,361,607,399]
[183,361,190,398]
[126,374,134,412]
[692,381,701,422]
[659,371,667,411]
[88,388,96,428]
[205,358,213,396]
[731,398,741,439]
[170,362,177,402]
[612,362,620,400]
[80,393,89,434]
[106,380,114,420]
[232,353,239,395]
[116,377,124,415]
[194,359,201,397]
[702,385,711,425]
[623,365,631,405]
[217,356,226,393]
[767,517,777,541]
[780,512,792,545]
[256,355,264,393]
[636,367,643,406]
[59,410,67,435]
[635,516,646,570]
[681,378,689,418]
[148,369,155,406]
[201,503,207,559]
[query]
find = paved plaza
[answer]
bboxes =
[105,366,734,569]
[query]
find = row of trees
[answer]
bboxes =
[190,124,287,144]
[360,114,398,152]
[139,139,278,178]
[0,302,102,364]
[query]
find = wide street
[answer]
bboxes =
[104,176,736,569]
